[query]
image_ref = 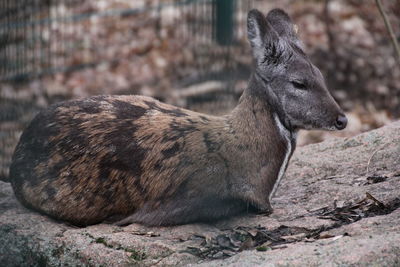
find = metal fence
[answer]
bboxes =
[0,0,253,83]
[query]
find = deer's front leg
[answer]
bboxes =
[250,197,273,215]
[237,186,274,215]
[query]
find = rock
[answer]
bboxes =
[1,121,400,266]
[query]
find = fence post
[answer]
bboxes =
[214,0,236,46]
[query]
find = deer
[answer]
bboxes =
[9,8,347,226]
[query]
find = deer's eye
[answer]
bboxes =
[291,81,306,90]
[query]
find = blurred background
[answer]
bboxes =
[0,0,399,178]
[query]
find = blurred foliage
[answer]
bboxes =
[0,0,399,153]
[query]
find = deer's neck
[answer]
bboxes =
[227,75,297,198]
[229,82,297,151]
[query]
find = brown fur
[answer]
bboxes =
[10,93,290,226]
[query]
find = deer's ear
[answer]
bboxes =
[247,9,282,64]
[266,9,300,45]
[247,9,268,50]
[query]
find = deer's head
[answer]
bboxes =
[247,8,347,131]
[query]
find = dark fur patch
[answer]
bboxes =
[10,107,62,189]
[153,160,163,170]
[102,121,146,178]
[203,132,221,153]
[77,101,102,114]
[169,120,197,133]
[48,160,78,187]
[112,100,147,120]
[161,134,183,143]
[139,132,155,142]
[237,144,245,151]
[56,127,88,159]
[44,184,57,199]
[161,142,180,159]
[100,119,150,202]
[162,120,198,142]
[45,119,89,188]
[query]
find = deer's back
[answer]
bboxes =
[9,95,221,225]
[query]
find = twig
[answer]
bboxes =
[366,143,389,174]
[366,148,380,174]
[257,231,280,242]
[365,192,385,208]
[375,0,400,63]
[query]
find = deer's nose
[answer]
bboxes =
[335,115,347,130]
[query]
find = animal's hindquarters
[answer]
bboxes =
[9,99,149,225]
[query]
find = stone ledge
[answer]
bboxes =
[1,121,400,266]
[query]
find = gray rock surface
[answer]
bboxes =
[1,121,400,266]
